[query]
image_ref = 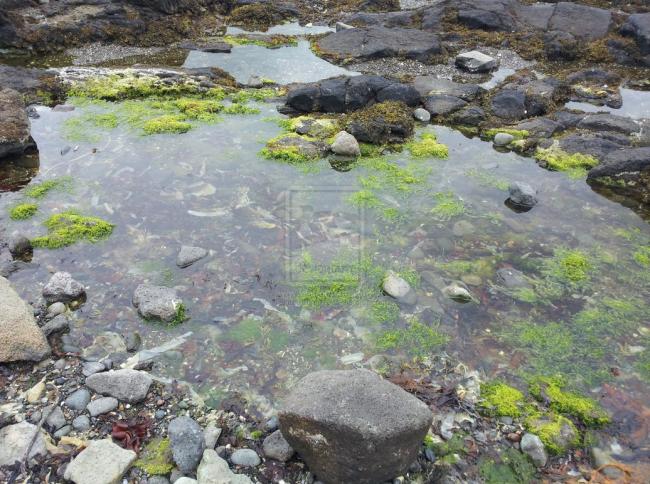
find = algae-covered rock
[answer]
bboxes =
[344,101,414,144]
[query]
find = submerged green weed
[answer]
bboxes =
[483,128,529,140]
[535,147,598,179]
[62,112,119,142]
[25,177,72,199]
[31,211,114,249]
[406,132,448,158]
[376,317,448,358]
[542,248,593,287]
[431,192,466,221]
[142,115,192,135]
[465,168,510,191]
[479,448,536,484]
[223,103,261,115]
[479,381,526,418]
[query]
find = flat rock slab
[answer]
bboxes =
[198,449,253,484]
[176,245,208,268]
[455,50,498,73]
[317,26,441,62]
[64,439,136,484]
[0,276,50,363]
[85,369,152,403]
[279,369,432,484]
[0,421,48,467]
[0,87,35,160]
[87,397,118,417]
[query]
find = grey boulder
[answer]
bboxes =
[85,369,152,403]
[382,270,416,305]
[521,433,547,467]
[413,108,431,122]
[279,369,432,484]
[197,449,253,484]
[230,448,260,467]
[330,131,361,157]
[0,88,36,160]
[455,50,498,73]
[507,182,538,209]
[176,245,208,268]
[64,439,136,484]
[0,276,50,363]
[132,284,182,323]
[43,272,85,304]
[0,421,48,467]
[169,416,205,474]
[263,430,295,462]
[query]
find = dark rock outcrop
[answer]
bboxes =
[279,370,432,484]
[316,26,442,62]
[621,13,650,55]
[0,88,36,161]
[285,75,419,114]
[344,101,414,144]
[423,94,467,117]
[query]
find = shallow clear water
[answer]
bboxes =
[226,22,335,36]
[565,87,650,119]
[183,40,359,84]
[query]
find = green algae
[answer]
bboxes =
[357,157,427,193]
[347,189,382,208]
[376,317,448,358]
[68,75,201,101]
[343,101,414,143]
[479,382,526,418]
[542,248,593,287]
[483,128,529,140]
[63,113,119,142]
[524,413,579,454]
[31,211,114,249]
[224,317,263,344]
[231,88,280,104]
[633,245,650,267]
[479,448,536,484]
[405,132,449,158]
[9,203,38,220]
[528,376,609,426]
[222,34,298,48]
[535,147,599,178]
[173,98,223,121]
[430,192,466,221]
[369,300,400,325]
[465,168,510,191]
[142,115,192,135]
[223,103,261,115]
[134,438,174,475]
[25,177,72,199]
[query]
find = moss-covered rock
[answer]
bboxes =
[260,134,328,164]
[479,382,526,418]
[344,101,414,144]
[9,203,38,221]
[134,437,174,476]
[525,413,579,454]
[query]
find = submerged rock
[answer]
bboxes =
[132,284,182,323]
[176,245,208,268]
[64,439,136,484]
[382,270,416,305]
[169,416,205,474]
[85,369,152,403]
[330,131,361,157]
[455,50,498,73]
[279,369,432,484]
[507,182,538,209]
[0,276,50,363]
[43,272,86,304]
[443,282,476,303]
[0,421,48,467]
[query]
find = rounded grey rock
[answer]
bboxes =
[85,369,152,403]
[132,284,182,323]
[330,131,361,157]
[230,448,261,467]
[87,397,118,417]
[46,302,66,318]
[263,430,295,462]
[43,272,85,304]
[521,433,547,467]
[65,388,91,411]
[169,416,205,474]
[493,132,515,146]
[45,405,66,431]
[177,246,208,268]
[54,425,72,438]
[82,361,106,377]
[72,415,91,431]
[508,182,538,209]
[413,108,431,122]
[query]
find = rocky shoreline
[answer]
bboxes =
[1,0,650,483]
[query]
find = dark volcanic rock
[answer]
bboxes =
[343,11,419,29]
[317,26,441,62]
[491,89,527,120]
[588,147,650,181]
[515,117,563,138]
[0,88,36,160]
[547,2,612,41]
[423,95,467,117]
[543,30,578,61]
[621,13,650,55]
[413,77,484,101]
[345,101,415,144]
[279,370,432,484]
[456,0,518,32]
[577,114,639,135]
[449,106,486,126]
[558,133,626,160]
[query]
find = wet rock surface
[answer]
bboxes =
[85,369,152,403]
[43,272,86,304]
[132,284,182,323]
[279,369,432,484]
[0,88,36,160]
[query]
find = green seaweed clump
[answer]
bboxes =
[484,128,529,140]
[68,75,200,101]
[430,192,466,221]
[479,448,537,484]
[406,133,449,158]
[135,438,174,475]
[535,147,598,178]
[370,300,400,324]
[224,317,263,344]
[63,113,119,142]
[174,98,223,121]
[223,103,261,115]
[25,177,72,199]
[479,382,526,418]
[142,115,192,135]
[376,317,448,358]
[633,245,650,267]
[524,413,580,454]
[260,134,322,164]
[543,248,592,287]
[31,211,114,249]
[528,376,610,426]
[10,203,38,220]
[343,101,414,144]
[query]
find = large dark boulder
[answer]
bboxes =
[279,370,432,484]
[456,0,519,31]
[423,94,467,117]
[491,89,527,120]
[547,2,612,41]
[413,77,484,102]
[344,101,415,144]
[317,26,442,62]
[577,113,640,135]
[588,147,650,180]
[558,133,627,160]
[0,88,36,161]
[620,13,650,55]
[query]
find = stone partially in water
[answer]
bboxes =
[279,369,432,484]
[176,245,208,268]
[382,270,416,305]
[330,131,361,157]
[507,182,538,209]
[132,284,182,323]
[0,276,50,363]
[64,439,136,484]
[43,271,86,304]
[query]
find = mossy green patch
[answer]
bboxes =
[347,189,382,208]
[633,245,650,267]
[9,203,38,220]
[406,132,448,158]
[542,248,593,287]
[25,177,72,199]
[343,101,414,143]
[431,192,466,221]
[524,413,579,454]
[376,317,448,358]
[479,382,526,418]
[479,448,537,484]
[223,103,261,115]
[142,115,192,135]
[535,147,599,179]
[484,128,529,140]
[465,168,510,191]
[134,438,174,475]
[174,98,223,121]
[31,211,114,249]
[68,75,201,101]
[224,317,263,344]
[369,300,400,325]
[231,88,280,104]
[528,376,609,426]
[223,34,298,48]
[357,157,427,192]
[62,112,119,142]
[250,430,263,439]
